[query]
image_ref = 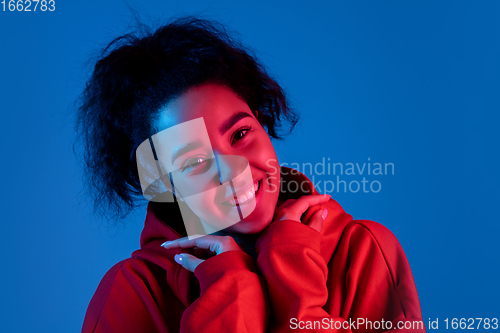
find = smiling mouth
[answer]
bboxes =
[220,180,261,206]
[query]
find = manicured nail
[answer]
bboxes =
[174,254,183,264]
[323,194,331,198]
[161,241,172,247]
[321,208,329,220]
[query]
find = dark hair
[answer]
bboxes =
[75,16,298,220]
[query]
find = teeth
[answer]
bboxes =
[239,194,249,203]
[223,181,260,206]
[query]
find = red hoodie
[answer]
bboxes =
[82,168,425,332]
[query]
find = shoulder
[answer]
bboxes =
[103,256,154,277]
[82,257,172,332]
[340,219,413,287]
[344,219,400,245]
[336,220,424,321]
[96,257,164,291]
[86,256,168,307]
[342,219,405,259]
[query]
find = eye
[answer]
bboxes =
[231,126,252,145]
[181,156,211,174]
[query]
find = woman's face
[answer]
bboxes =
[154,83,281,234]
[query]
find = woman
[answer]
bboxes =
[78,17,425,332]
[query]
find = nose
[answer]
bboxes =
[215,154,249,185]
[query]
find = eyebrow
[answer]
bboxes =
[219,112,253,135]
[170,140,204,165]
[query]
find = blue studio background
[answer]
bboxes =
[1,1,499,332]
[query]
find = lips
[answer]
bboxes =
[220,180,261,206]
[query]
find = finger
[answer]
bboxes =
[277,199,296,210]
[161,234,206,249]
[308,208,328,233]
[274,199,296,218]
[161,236,197,249]
[162,235,239,254]
[286,194,331,217]
[174,253,204,273]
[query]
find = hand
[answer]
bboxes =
[273,194,331,233]
[161,235,242,272]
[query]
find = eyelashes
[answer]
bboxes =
[231,126,252,145]
[181,156,211,173]
[180,125,253,174]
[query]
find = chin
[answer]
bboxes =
[226,199,277,234]
[219,170,280,235]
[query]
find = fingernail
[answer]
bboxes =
[323,194,331,198]
[321,208,329,220]
[161,241,172,247]
[174,254,183,264]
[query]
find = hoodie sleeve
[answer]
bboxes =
[180,250,269,333]
[255,219,426,332]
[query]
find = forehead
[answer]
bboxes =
[156,83,253,133]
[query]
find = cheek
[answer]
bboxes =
[260,139,281,187]
[243,132,281,197]
[183,191,240,230]
[183,181,258,231]
[246,131,279,170]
